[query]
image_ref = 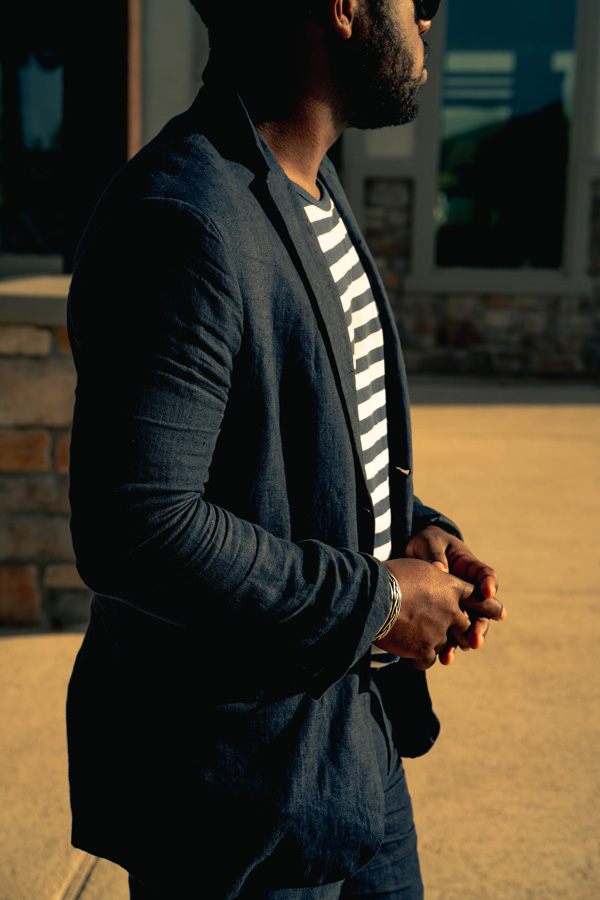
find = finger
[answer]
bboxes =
[439,642,456,665]
[447,608,473,650]
[477,567,499,600]
[448,551,499,598]
[461,589,505,621]
[464,617,490,650]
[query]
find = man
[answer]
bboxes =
[66,0,505,897]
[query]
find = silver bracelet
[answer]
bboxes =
[374,572,402,641]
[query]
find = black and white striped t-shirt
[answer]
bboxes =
[299,182,392,563]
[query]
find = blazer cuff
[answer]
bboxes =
[411,496,463,542]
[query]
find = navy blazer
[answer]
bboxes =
[66,82,457,897]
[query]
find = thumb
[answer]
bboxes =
[406,528,450,571]
[422,546,449,572]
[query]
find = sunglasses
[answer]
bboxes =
[415,0,442,19]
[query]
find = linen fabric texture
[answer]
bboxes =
[66,78,459,898]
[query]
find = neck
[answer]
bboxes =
[254,99,342,199]
[233,33,342,199]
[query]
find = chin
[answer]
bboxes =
[350,92,421,130]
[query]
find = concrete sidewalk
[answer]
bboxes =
[0,631,130,900]
[2,381,599,900]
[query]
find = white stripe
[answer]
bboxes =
[340,273,370,312]
[355,358,385,392]
[330,246,359,283]
[350,300,379,334]
[374,507,392,533]
[358,387,386,422]
[373,539,392,562]
[359,417,387,452]
[370,478,390,506]
[365,447,389,481]
[354,328,384,361]
[318,219,347,253]
[304,199,334,223]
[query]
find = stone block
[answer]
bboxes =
[401,294,437,317]
[54,431,71,473]
[387,210,411,229]
[514,296,545,311]
[402,350,422,372]
[0,475,66,512]
[0,325,52,356]
[365,209,385,226]
[415,332,436,351]
[47,588,91,628]
[366,238,409,257]
[446,295,481,317]
[533,355,580,374]
[0,514,74,563]
[57,325,71,355]
[490,350,529,375]
[43,563,85,589]
[0,429,51,471]
[367,180,411,209]
[558,296,586,315]
[583,340,600,373]
[0,566,41,624]
[522,314,546,335]
[556,315,591,338]
[416,318,436,334]
[484,309,513,330]
[0,358,75,426]
[438,319,483,347]
[381,271,400,291]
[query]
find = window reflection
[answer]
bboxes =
[0,14,64,258]
[435,0,577,269]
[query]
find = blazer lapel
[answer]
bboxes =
[194,81,407,524]
[257,155,372,504]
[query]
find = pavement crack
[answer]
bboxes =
[52,852,99,900]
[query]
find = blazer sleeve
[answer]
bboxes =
[68,197,391,693]
[411,496,463,541]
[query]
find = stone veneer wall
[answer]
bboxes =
[366,177,600,376]
[0,290,91,627]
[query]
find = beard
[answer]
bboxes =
[331,0,428,130]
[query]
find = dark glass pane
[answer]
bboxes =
[0,8,64,256]
[435,0,577,269]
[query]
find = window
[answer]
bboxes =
[0,7,64,274]
[436,1,577,270]
[342,0,600,295]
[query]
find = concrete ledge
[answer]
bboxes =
[0,277,70,326]
[408,375,600,405]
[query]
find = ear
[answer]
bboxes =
[330,0,358,39]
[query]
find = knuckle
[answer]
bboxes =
[414,646,436,670]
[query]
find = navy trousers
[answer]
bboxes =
[128,683,424,900]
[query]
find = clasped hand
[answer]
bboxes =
[378,526,505,669]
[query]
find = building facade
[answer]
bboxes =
[0,0,599,625]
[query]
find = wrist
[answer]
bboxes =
[374,571,402,641]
